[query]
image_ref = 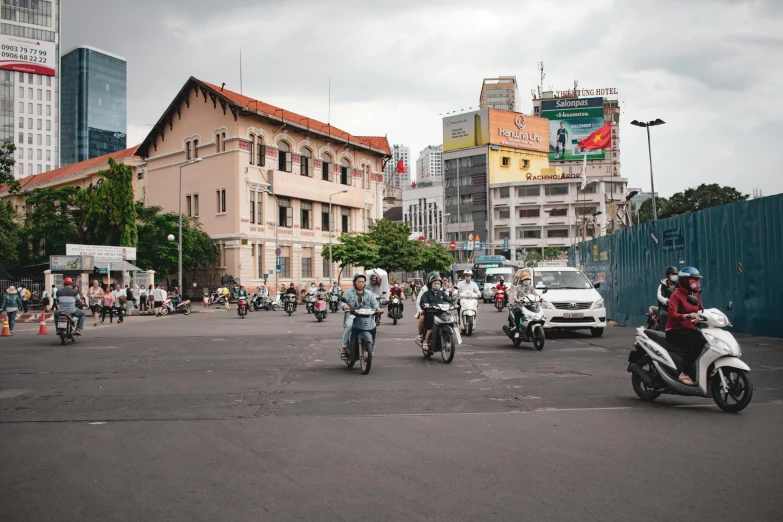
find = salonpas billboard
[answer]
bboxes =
[443,109,489,151]
[542,97,606,161]
[443,109,548,153]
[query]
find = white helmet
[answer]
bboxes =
[463,269,473,276]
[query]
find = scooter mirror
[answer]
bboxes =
[542,288,548,294]
[686,295,699,306]
[592,282,601,289]
[727,301,733,311]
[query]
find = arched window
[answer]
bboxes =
[277,141,292,172]
[256,135,265,166]
[249,134,255,165]
[300,146,312,177]
[321,152,333,181]
[340,158,351,185]
[363,165,370,190]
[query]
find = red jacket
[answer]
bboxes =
[666,286,703,331]
[495,283,507,292]
[389,287,403,298]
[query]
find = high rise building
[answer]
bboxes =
[479,77,520,112]
[60,46,127,166]
[384,143,410,188]
[0,0,61,178]
[403,181,445,244]
[415,144,442,183]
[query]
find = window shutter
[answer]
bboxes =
[286,207,293,227]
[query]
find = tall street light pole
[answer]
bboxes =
[328,190,348,287]
[178,157,202,293]
[631,118,665,221]
[263,188,279,294]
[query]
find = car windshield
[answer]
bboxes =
[535,270,592,289]
[485,272,512,284]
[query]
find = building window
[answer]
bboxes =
[322,154,332,181]
[548,208,567,217]
[45,120,50,131]
[27,148,31,159]
[581,183,597,194]
[194,194,199,216]
[46,90,50,101]
[461,213,473,223]
[501,156,510,167]
[45,105,50,116]
[193,139,199,158]
[363,165,370,189]
[27,133,31,144]
[186,141,191,160]
[36,149,41,160]
[341,208,350,232]
[460,194,472,204]
[18,117,22,128]
[186,195,192,217]
[547,229,569,238]
[517,186,539,197]
[18,132,22,143]
[302,257,313,278]
[36,103,41,115]
[249,190,255,223]
[301,201,312,229]
[216,189,226,213]
[27,117,32,128]
[18,163,23,176]
[518,229,541,239]
[278,198,293,227]
[278,257,291,278]
[257,248,263,279]
[323,257,332,279]
[576,206,598,216]
[277,141,292,172]
[300,147,312,177]
[215,133,221,152]
[322,205,331,231]
[47,76,51,87]
[496,229,510,239]
[497,209,510,219]
[256,136,264,166]
[46,135,50,146]
[518,208,540,218]
[545,185,569,196]
[249,134,255,165]
[36,119,41,130]
[340,158,350,185]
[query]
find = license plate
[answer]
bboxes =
[57,322,68,329]
[563,313,584,318]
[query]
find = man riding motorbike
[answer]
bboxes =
[503,269,538,340]
[420,272,453,354]
[656,266,679,330]
[495,276,508,307]
[388,282,405,319]
[54,277,86,336]
[414,280,429,344]
[316,283,328,300]
[329,281,341,296]
[666,267,706,386]
[340,273,380,361]
[456,270,480,295]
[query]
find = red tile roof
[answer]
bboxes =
[1,146,141,193]
[199,80,391,155]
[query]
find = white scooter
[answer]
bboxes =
[458,291,479,336]
[628,299,753,413]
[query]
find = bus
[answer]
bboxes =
[472,255,519,291]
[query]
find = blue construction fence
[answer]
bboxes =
[568,193,783,338]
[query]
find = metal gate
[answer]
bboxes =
[132,272,150,291]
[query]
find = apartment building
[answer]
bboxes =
[415,144,442,183]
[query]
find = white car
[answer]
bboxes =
[511,266,607,337]
[481,267,515,302]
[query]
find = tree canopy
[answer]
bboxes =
[637,184,748,223]
[321,232,380,283]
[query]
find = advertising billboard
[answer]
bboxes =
[0,35,56,76]
[50,256,95,271]
[443,109,489,152]
[488,109,548,153]
[66,244,137,262]
[542,97,606,162]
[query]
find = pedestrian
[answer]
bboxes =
[153,283,166,317]
[125,285,135,316]
[88,279,105,327]
[0,286,24,334]
[40,286,51,313]
[100,286,116,323]
[51,284,58,311]
[139,285,149,314]
[112,283,125,324]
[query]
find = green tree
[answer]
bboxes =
[0,200,21,261]
[666,184,748,216]
[638,197,668,224]
[87,158,138,247]
[321,232,380,283]
[524,250,542,267]
[417,242,453,273]
[543,247,564,260]
[367,219,421,272]
[21,186,81,262]
[0,141,21,194]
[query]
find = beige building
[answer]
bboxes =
[479,77,520,112]
[136,77,390,289]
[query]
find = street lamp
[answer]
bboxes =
[625,190,639,227]
[178,157,202,293]
[630,118,665,221]
[328,190,348,287]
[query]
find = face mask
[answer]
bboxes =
[689,280,700,291]
[669,275,678,282]
[432,284,441,291]
[522,279,531,285]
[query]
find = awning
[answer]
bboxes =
[93,261,143,272]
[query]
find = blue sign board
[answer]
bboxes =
[481,242,486,250]
[462,241,469,250]
[503,237,509,251]
[276,257,281,273]
[275,247,281,256]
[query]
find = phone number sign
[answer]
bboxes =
[0,35,56,76]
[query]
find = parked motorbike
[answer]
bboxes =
[314,295,328,322]
[646,306,662,331]
[505,294,546,350]
[628,299,752,413]
[388,294,402,325]
[458,290,479,336]
[305,294,316,314]
[284,294,298,316]
[55,313,78,345]
[418,302,460,363]
[344,306,377,375]
[494,289,506,312]
[160,298,192,316]
[329,294,340,313]
[237,297,249,318]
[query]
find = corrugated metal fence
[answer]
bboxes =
[569,194,783,338]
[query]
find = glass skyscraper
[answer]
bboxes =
[61,45,126,166]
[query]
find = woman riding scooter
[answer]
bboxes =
[656,266,679,330]
[503,269,538,340]
[420,272,453,355]
[666,267,705,386]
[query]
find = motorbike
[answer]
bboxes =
[314,295,328,322]
[494,289,506,312]
[252,294,278,311]
[237,296,249,318]
[505,294,546,350]
[329,293,340,313]
[160,298,192,316]
[305,294,316,314]
[418,302,460,363]
[646,306,662,330]
[458,291,479,336]
[344,306,377,375]
[55,313,78,345]
[284,294,298,316]
[388,294,402,325]
[628,299,753,413]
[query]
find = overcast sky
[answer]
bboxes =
[63,0,782,197]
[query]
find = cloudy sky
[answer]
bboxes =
[63,0,782,197]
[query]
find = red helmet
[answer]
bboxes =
[63,277,73,286]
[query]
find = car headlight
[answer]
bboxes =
[593,299,605,310]
[702,332,731,354]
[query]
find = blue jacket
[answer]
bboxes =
[341,288,379,311]
[1,293,23,312]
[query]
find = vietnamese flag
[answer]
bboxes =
[395,158,406,173]
[578,122,611,150]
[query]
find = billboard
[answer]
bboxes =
[542,97,606,162]
[488,109,548,153]
[66,244,137,262]
[443,109,489,152]
[0,35,56,76]
[50,256,95,271]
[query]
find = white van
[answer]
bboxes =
[481,267,515,302]
[511,266,607,337]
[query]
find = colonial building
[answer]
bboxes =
[136,77,390,289]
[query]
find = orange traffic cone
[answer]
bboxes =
[1,315,10,336]
[38,311,47,335]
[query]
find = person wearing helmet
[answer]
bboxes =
[665,267,706,385]
[339,273,380,361]
[414,278,431,344]
[504,269,539,340]
[656,266,679,330]
[54,277,86,336]
[456,270,479,295]
[329,281,341,296]
[494,276,509,307]
[388,281,405,319]
[419,272,453,354]
[316,282,328,301]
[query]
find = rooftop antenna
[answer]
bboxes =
[537,61,545,98]
[239,47,243,95]
[220,82,225,92]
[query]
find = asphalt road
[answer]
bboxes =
[2,304,782,521]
